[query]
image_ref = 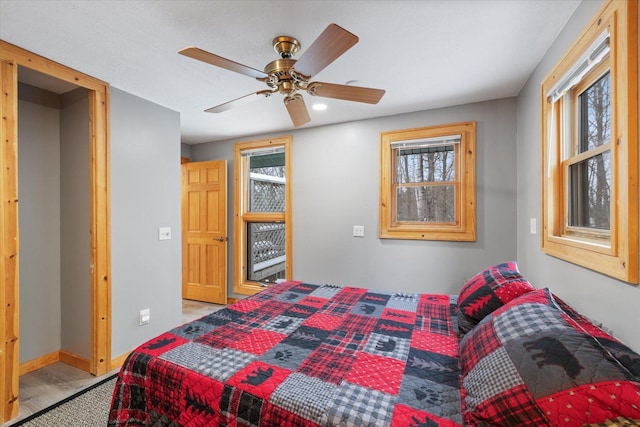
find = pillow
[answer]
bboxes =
[459,288,640,427]
[457,261,534,335]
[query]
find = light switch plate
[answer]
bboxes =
[139,308,150,325]
[159,227,171,240]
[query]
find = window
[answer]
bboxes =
[379,122,476,241]
[234,136,292,295]
[541,0,637,282]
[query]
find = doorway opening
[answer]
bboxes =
[0,41,111,423]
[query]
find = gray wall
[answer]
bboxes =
[17,96,62,363]
[110,87,182,358]
[59,88,90,358]
[17,85,93,362]
[517,0,640,352]
[192,97,518,296]
[181,143,191,159]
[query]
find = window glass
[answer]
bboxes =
[396,146,455,184]
[396,185,455,222]
[248,151,285,212]
[568,151,611,229]
[578,71,610,153]
[246,222,286,282]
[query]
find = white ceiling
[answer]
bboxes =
[0,0,581,144]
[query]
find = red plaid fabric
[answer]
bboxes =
[255,300,291,317]
[226,361,291,400]
[460,288,640,426]
[332,286,367,305]
[109,283,466,426]
[457,261,534,335]
[459,320,500,370]
[465,384,546,426]
[391,404,464,427]
[177,369,224,425]
[337,314,377,335]
[218,384,264,426]
[322,301,352,317]
[195,324,250,349]
[146,358,189,422]
[325,329,368,353]
[137,332,187,357]
[417,294,451,317]
[260,401,321,427]
[298,344,356,385]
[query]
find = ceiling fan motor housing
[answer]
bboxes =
[264,58,304,95]
[272,36,300,58]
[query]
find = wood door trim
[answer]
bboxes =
[0,40,111,422]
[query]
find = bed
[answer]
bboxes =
[108,263,640,426]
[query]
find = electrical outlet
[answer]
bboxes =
[139,308,150,325]
[353,225,365,237]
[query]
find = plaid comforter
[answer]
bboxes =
[108,282,463,426]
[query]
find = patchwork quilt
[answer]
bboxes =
[108,282,463,426]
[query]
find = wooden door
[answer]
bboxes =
[182,160,228,304]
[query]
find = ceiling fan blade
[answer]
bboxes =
[179,46,268,79]
[307,82,385,104]
[205,90,274,113]
[293,24,358,77]
[284,94,310,127]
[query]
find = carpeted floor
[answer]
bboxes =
[11,374,117,427]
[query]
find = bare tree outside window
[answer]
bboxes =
[395,146,456,222]
[380,121,475,241]
[570,71,611,230]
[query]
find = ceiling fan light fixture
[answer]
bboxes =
[312,103,327,111]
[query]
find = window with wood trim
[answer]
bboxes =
[541,0,638,282]
[379,122,476,241]
[233,136,292,295]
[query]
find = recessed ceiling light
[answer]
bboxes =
[312,103,327,111]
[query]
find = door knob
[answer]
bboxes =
[213,236,227,242]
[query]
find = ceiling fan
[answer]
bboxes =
[179,23,386,127]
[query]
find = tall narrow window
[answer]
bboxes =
[380,122,476,241]
[234,136,292,295]
[541,0,637,282]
